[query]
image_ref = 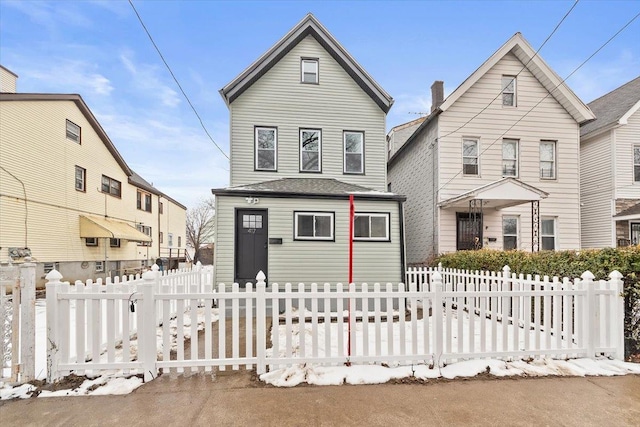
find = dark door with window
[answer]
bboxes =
[456,212,483,250]
[235,209,268,285]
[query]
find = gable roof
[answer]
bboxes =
[439,32,595,124]
[129,171,187,210]
[0,92,131,175]
[580,76,640,137]
[439,177,548,210]
[212,178,405,201]
[219,13,394,113]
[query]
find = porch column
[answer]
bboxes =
[531,200,540,252]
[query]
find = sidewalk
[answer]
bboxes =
[2,372,639,426]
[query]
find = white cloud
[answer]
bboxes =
[18,59,114,96]
[119,51,181,107]
[4,1,92,32]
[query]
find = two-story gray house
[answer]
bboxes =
[212,14,405,285]
[388,33,594,264]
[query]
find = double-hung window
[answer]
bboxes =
[462,138,479,176]
[137,224,152,247]
[300,129,321,172]
[344,131,364,174]
[255,127,277,171]
[168,233,174,247]
[634,145,640,182]
[502,139,518,177]
[101,175,121,197]
[354,213,390,241]
[137,190,152,212]
[66,119,81,143]
[541,217,556,250]
[294,212,334,241]
[75,166,86,191]
[95,261,104,272]
[540,141,556,179]
[301,58,318,84]
[502,216,518,250]
[502,76,516,107]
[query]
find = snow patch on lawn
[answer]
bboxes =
[0,375,143,400]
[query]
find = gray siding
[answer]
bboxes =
[580,131,614,248]
[214,195,402,285]
[388,118,439,264]
[229,35,387,191]
[614,109,640,199]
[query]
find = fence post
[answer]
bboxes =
[609,270,625,361]
[432,271,443,367]
[255,271,267,375]
[140,269,157,382]
[18,261,36,382]
[582,271,596,359]
[46,269,63,383]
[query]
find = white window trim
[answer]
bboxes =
[353,213,390,241]
[168,233,174,247]
[462,137,480,176]
[294,212,334,241]
[95,261,104,272]
[502,75,517,107]
[301,58,319,84]
[85,237,98,247]
[299,128,322,172]
[137,224,152,247]
[541,217,557,251]
[255,127,277,171]
[66,119,81,143]
[343,131,364,174]
[502,215,519,250]
[502,139,519,177]
[110,238,121,248]
[633,145,640,183]
[540,140,557,180]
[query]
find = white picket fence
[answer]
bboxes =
[45,264,625,383]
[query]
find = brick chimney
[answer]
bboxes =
[431,80,444,113]
[0,65,18,93]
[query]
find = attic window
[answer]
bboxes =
[66,119,81,143]
[301,58,318,84]
[501,76,516,107]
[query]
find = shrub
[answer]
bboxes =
[432,247,640,359]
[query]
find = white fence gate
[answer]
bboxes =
[46,265,625,383]
[1,262,36,383]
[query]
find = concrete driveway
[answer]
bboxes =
[1,371,639,426]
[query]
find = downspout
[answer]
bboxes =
[398,199,406,283]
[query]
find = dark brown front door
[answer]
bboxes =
[235,209,268,285]
[456,212,483,250]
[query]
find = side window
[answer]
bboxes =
[462,138,479,176]
[344,131,364,174]
[294,212,334,240]
[354,213,390,241]
[502,216,518,250]
[501,76,516,107]
[502,139,518,177]
[255,127,277,171]
[633,145,640,182]
[541,217,556,250]
[75,166,86,191]
[300,129,321,172]
[540,141,556,179]
[66,119,81,143]
[301,58,318,84]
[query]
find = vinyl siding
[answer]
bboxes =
[437,52,582,252]
[214,195,402,285]
[0,67,16,93]
[0,100,186,277]
[387,118,439,264]
[580,131,614,248]
[229,35,387,191]
[614,109,640,199]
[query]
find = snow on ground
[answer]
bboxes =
[0,375,143,400]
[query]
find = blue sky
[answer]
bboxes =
[1,1,639,209]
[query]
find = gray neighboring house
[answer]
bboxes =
[387,33,595,265]
[212,14,405,286]
[580,76,640,248]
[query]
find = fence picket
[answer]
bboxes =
[218,283,226,371]
[232,282,240,370]
[246,283,254,370]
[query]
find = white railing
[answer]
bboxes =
[46,266,625,383]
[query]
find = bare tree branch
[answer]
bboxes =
[186,197,215,263]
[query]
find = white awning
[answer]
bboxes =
[79,215,151,242]
[439,178,549,210]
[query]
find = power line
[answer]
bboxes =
[128,0,230,161]
[437,0,580,142]
[435,9,640,195]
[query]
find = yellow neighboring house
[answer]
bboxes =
[0,65,187,286]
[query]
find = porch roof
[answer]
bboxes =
[439,178,548,210]
[613,203,640,221]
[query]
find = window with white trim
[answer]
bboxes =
[502,139,518,177]
[501,76,516,107]
[502,216,518,250]
[301,58,318,84]
[634,145,640,182]
[110,238,120,248]
[168,233,174,247]
[540,141,556,179]
[137,224,152,247]
[95,261,104,272]
[541,217,556,251]
[66,119,81,143]
[300,129,321,172]
[354,213,390,241]
[85,237,98,247]
[294,212,334,240]
[75,165,86,191]
[463,138,479,175]
[344,131,364,174]
[255,127,277,171]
